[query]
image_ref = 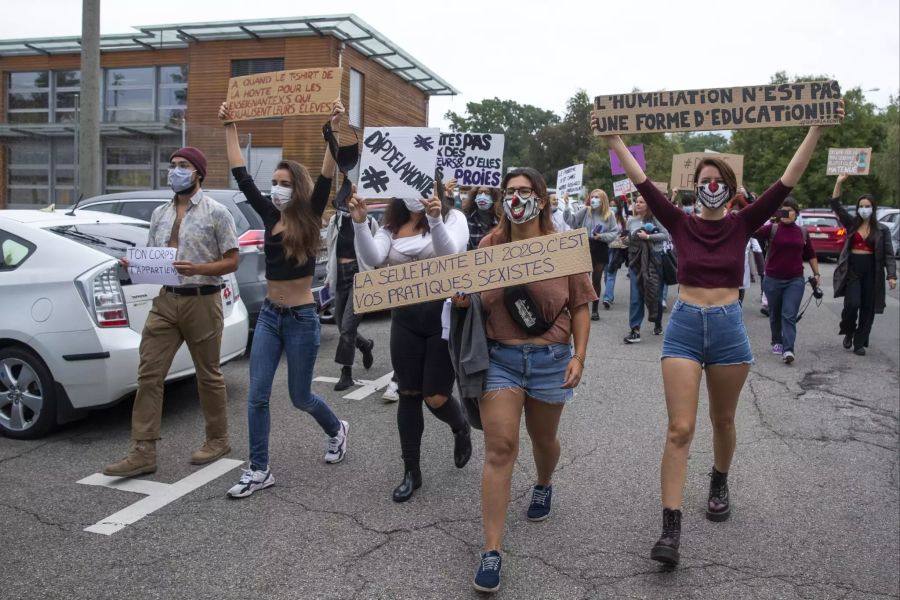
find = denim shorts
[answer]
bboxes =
[661,299,754,366]
[485,342,573,404]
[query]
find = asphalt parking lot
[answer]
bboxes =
[1,261,897,600]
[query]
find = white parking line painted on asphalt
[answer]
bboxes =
[77,458,243,536]
[314,371,395,400]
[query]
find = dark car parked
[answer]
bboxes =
[78,189,330,329]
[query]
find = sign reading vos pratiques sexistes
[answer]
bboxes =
[226,67,342,121]
[437,133,505,187]
[352,229,592,314]
[592,81,842,134]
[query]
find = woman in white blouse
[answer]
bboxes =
[349,188,472,503]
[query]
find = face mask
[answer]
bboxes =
[475,193,493,211]
[403,198,426,213]
[270,185,293,211]
[696,181,730,209]
[858,206,873,219]
[167,167,196,194]
[682,205,694,214]
[611,206,618,215]
[503,194,541,224]
[590,197,601,209]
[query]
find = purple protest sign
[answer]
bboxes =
[609,144,646,175]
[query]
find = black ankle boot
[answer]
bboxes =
[334,366,354,391]
[392,467,422,503]
[454,423,472,468]
[591,300,600,321]
[650,508,682,566]
[706,467,730,522]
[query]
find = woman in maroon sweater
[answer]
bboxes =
[596,106,842,566]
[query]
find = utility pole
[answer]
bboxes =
[77,0,101,200]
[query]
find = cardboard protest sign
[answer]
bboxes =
[127,247,181,286]
[593,81,842,134]
[556,164,584,196]
[226,67,342,121]
[609,144,646,175]
[613,178,637,197]
[652,181,669,195]
[826,148,872,175]
[358,127,440,199]
[437,133,505,187]
[670,152,744,191]
[352,229,591,313]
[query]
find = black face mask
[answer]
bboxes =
[323,122,360,212]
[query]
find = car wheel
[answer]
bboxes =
[319,304,336,325]
[0,347,57,439]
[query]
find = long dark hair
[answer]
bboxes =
[612,196,627,229]
[383,197,450,236]
[854,194,879,241]
[463,187,502,217]
[634,194,656,224]
[275,160,319,264]
[490,167,554,244]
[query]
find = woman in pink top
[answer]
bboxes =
[596,103,842,566]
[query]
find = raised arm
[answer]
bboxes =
[219,102,245,169]
[348,193,390,267]
[321,98,343,179]
[830,174,854,228]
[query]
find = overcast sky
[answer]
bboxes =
[1,0,897,129]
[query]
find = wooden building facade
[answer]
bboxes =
[0,15,456,208]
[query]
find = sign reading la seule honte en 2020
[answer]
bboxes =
[592,81,842,134]
[352,229,592,314]
[226,67,342,121]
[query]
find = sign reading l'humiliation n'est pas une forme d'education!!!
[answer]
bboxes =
[352,229,593,314]
[592,81,842,134]
[437,133,505,187]
[226,67,343,121]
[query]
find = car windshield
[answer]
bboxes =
[803,216,839,228]
[46,222,150,259]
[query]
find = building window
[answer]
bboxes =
[7,71,50,124]
[54,70,80,123]
[231,58,284,77]
[349,69,364,129]
[158,65,188,123]
[7,141,50,205]
[105,67,155,122]
[105,143,154,191]
[157,143,181,187]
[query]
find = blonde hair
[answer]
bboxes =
[589,189,611,220]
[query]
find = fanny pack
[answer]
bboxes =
[503,285,566,336]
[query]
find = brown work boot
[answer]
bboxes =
[102,440,157,478]
[190,438,231,465]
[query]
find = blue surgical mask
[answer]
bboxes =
[167,167,196,194]
[590,197,601,210]
[682,205,694,214]
[611,206,618,215]
[475,193,493,211]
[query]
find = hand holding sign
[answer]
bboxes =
[348,193,369,224]
[423,183,442,218]
[218,101,235,124]
[330,98,344,130]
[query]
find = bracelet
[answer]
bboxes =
[572,354,585,367]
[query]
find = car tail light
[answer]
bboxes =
[837,228,846,237]
[77,265,129,328]
[238,229,265,253]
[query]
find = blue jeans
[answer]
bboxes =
[603,251,618,303]
[248,300,340,470]
[628,255,664,329]
[762,276,805,352]
[662,300,753,366]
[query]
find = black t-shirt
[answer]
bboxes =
[336,213,357,259]
[232,166,331,280]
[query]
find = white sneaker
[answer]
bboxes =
[227,466,274,498]
[782,351,795,364]
[382,380,399,403]
[324,420,349,464]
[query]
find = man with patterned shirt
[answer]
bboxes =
[104,147,240,478]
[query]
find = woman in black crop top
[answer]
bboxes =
[218,100,350,499]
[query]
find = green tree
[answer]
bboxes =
[444,98,559,172]
[872,96,899,207]
[529,90,595,188]
[671,132,732,153]
[731,72,888,206]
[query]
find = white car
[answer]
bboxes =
[0,210,248,439]
[878,209,900,257]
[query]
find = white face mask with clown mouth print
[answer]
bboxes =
[696,180,731,210]
[503,194,541,224]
